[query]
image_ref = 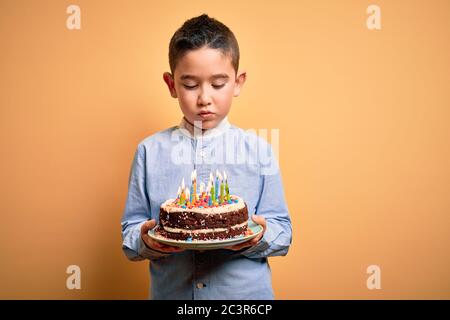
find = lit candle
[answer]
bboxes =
[180,189,185,205]
[215,169,219,202]
[191,169,197,202]
[206,180,212,207]
[210,172,215,204]
[180,178,186,205]
[199,182,205,200]
[218,172,224,204]
[185,188,190,206]
[176,186,181,201]
[224,171,230,201]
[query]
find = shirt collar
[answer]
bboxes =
[177,116,231,139]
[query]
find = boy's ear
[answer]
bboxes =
[163,72,178,98]
[233,70,247,97]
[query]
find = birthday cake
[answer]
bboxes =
[155,170,252,241]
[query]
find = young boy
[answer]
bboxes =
[121,14,292,300]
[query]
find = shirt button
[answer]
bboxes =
[196,282,205,289]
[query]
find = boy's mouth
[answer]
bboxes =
[198,111,215,119]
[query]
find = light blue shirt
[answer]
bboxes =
[121,117,292,300]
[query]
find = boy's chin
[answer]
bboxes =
[198,119,222,130]
[188,116,224,130]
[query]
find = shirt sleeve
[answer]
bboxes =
[240,143,293,259]
[121,144,170,261]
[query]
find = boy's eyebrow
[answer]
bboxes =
[180,73,230,81]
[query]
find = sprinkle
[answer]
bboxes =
[181,205,186,209]
[199,206,203,208]
[228,200,232,204]
[186,237,192,242]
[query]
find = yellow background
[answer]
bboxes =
[1,0,449,299]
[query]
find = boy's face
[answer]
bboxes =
[163,47,246,130]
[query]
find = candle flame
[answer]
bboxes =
[223,171,227,182]
[199,182,205,194]
[181,178,185,189]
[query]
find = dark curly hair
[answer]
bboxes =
[168,14,240,76]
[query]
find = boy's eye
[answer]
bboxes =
[182,84,226,90]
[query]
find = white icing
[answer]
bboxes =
[161,195,245,214]
[163,221,248,234]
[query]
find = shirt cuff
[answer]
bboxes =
[240,229,271,258]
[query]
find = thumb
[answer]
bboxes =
[251,215,266,231]
[141,219,156,235]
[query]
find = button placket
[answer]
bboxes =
[195,137,211,168]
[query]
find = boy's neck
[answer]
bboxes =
[182,117,207,135]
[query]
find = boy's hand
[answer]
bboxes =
[141,219,185,253]
[224,215,266,251]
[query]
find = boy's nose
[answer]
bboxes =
[197,88,212,106]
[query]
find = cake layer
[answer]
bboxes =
[160,195,246,214]
[159,205,248,230]
[155,224,247,241]
[163,221,247,234]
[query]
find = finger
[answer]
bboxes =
[152,240,168,250]
[228,232,264,250]
[159,246,184,253]
[231,243,252,251]
[153,240,184,252]
[158,243,180,251]
[251,214,265,225]
[225,245,242,251]
[250,235,262,245]
[141,231,184,253]
[226,240,253,251]
[146,219,157,229]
